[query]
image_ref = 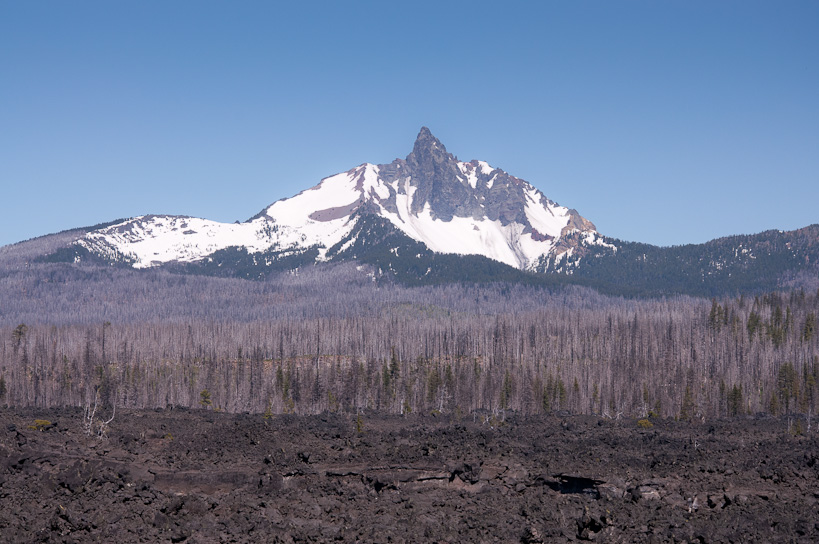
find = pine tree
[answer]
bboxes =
[803,313,816,342]
[680,385,695,421]
[500,370,513,410]
[728,385,743,417]
[777,363,798,414]
[747,312,761,340]
[769,390,780,416]
[542,384,551,413]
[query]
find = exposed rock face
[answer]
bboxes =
[400,127,531,226]
[405,127,469,219]
[2,409,817,543]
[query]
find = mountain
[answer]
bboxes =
[10,127,819,296]
[52,127,614,274]
[565,225,819,297]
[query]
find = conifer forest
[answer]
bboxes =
[2,259,817,424]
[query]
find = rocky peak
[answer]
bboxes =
[405,127,470,219]
[407,127,452,165]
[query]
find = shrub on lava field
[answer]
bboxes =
[637,419,653,429]
[28,419,52,431]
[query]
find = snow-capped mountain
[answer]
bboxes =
[74,128,614,272]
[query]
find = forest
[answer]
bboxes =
[1,254,818,425]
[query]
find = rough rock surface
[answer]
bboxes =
[1,408,817,543]
[400,127,548,226]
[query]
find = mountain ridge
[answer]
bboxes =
[66,128,611,272]
[4,127,817,296]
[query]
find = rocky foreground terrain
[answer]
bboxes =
[1,407,818,543]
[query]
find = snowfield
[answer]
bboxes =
[78,152,604,271]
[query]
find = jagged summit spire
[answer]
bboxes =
[416,126,437,143]
[405,127,461,217]
[409,126,449,162]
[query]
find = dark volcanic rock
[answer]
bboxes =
[0,408,817,542]
[405,126,471,220]
[402,126,534,226]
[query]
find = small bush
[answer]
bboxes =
[637,419,653,429]
[28,419,52,431]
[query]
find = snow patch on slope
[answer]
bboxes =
[82,167,376,268]
[457,162,479,189]
[372,172,573,270]
[80,216,274,269]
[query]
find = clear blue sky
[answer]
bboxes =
[2,1,817,248]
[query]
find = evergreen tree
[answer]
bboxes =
[777,363,798,415]
[803,313,816,342]
[680,385,695,421]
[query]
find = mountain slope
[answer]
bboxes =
[565,225,819,297]
[14,128,818,296]
[68,128,611,272]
